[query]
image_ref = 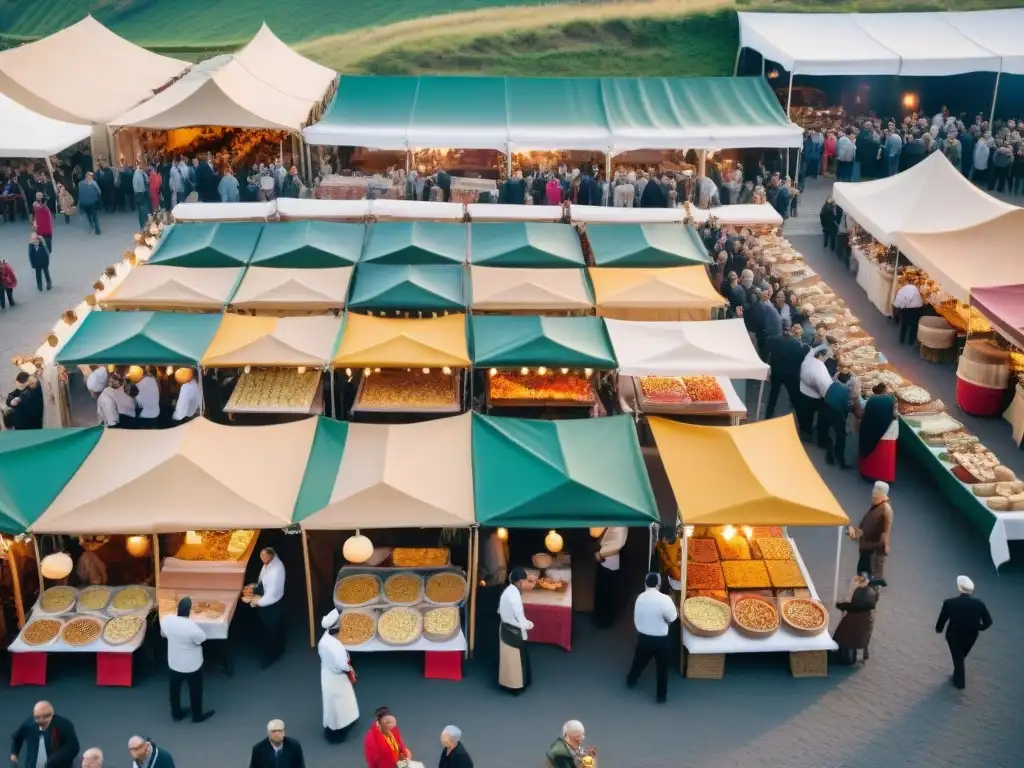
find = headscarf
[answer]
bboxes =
[957,575,974,595]
[859,390,896,458]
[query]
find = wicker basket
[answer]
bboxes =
[421,606,461,643]
[383,572,423,606]
[681,597,730,638]
[731,595,779,639]
[789,650,828,678]
[684,652,725,679]
[778,598,829,637]
[376,606,423,647]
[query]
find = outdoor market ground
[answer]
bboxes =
[1,188,1022,768]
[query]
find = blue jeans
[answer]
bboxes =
[887,155,900,176]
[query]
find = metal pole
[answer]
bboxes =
[32,535,44,591]
[886,250,901,316]
[733,44,742,77]
[785,71,794,177]
[197,368,205,416]
[698,149,707,179]
[329,369,337,419]
[604,153,612,206]
[302,529,316,648]
[647,523,655,571]
[468,526,480,657]
[755,379,766,421]
[832,525,843,607]
[794,148,802,188]
[990,69,1002,125]
[506,150,513,179]
[43,156,59,229]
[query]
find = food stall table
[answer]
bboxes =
[522,583,573,651]
[9,620,148,687]
[851,245,894,317]
[629,376,747,426]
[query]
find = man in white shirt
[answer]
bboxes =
[248,547,286,668]
[799,348,832,443]
[893,282,925,346]
[497,566,534,694]
[135,367,161,428]
[836,129,856,181]
[594,527,627,629]
[96,373,134,428]
[85,365,108,400]
[172,374,201,423]
[626,572,677,703]
[160,596,214,723]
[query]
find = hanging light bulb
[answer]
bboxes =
[520,367,529,375]
[584,368,594,378]
[342,530,374,564]
[442,366,451,375]
[422,368,430,374]
[537,366,547,375]
[165,366,174,376]
[544,530,564,554]
[374,368,381,373]
[721,525,736,541]
[742,525,753,540]
[496,527,508,541]
[107,364,116,373]
[297,366,307,375]
[560,368,569,375]
[489,368,497,377]
[345,368,352,377]
[364,368,372,377]
[243,365,251,375]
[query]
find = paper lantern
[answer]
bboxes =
[47,335,58,348]
[126,535,151,558]
[496,527,508,541]
[538,367,547,375]
[174,367,194,384]
[107,364,116,373]
[343,532,373,564]
[127,366,144,383]
[589,527,605,539]
[40,552,73,580]
[544,530,563,554]
[584,368,593,378]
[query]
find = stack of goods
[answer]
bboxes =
[226,369,321,414]
[489,371,593,404]
[357,369,459,412]
[422,606,461,641]
[392,548,449,567]
[174,529,255,561]
[335,574,383,608]
[934,301,992,335]
[384,573,423,606]
[638,376,727,410]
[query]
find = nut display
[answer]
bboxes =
[40,586,75,614]
[391,548,449,567]
[226,369,321,413]
[358,369,458,410]
[686,538,719,563]
[715,535,751,561]
[764,560,807,589]
[175,529,255,561]
[22,618,62,646]
[103,615,145,645]
[489,371,593,403]
[191,601,226,619]
[752,538,793,561]
[722,560,771,589]
[423,606,460,639]
[336,575,381,606]
[340,611,376,645]
[377,607,422,645]
[682,376,726,404]
[682,596,731,634]
[78,586,112,611]
[781,599,828,633]
[61,616,103,647]
[384,573,422,604]
[425,572,467,604]
[112,586,150,611]
[685,562,726,591]
[732,596,779,635]
[639,377,692,404]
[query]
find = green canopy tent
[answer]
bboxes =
[292,417,350,523]
[472,413,658,527]
[586,223,710,267]
[249,221,363,268]
[470,315,616,368]
[56,311,222,365]
[469,223,585,268]
[347,264,467,312]
[361,222,467,265]
[0,427,102,533]
[147,222,264,268]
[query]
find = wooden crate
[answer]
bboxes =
[684,651,725,679]
[789,650,828,678]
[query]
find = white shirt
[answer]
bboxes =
[135,375,160,419]
[256,556,285,607]
[111,388,136,417]
[86,367,108,393]
[160,614,206,673]
[893,284,924,310]
[172,379,201,421]
[97,388,120,426]
[836,135,855,162]
[598,527,628,572]
[973,140,990,170]
[318,631,351,673]
[498,583,533,640]
[799,354,832,400]
[633,587,678,637]
[36,733,47,768]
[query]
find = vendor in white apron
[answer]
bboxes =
[318,609,359,743]
[594,527,627,629]
[497,566,533,694]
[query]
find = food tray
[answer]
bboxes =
[108,586,154,616]
[21,617,65,647]
[765,560,807,589]
[715,535,751,561]
[687,538,719,563]
[731,595,779,638]
[751,538,793,561]
[685,562,726,591]
[391,548,449,567]
[335,574,384,608]
[376,606,423,647]
[61,615,107,647]
[383,572,423,606]
[779,598,829,637]
[37,586,78,615]
[339,608,378,648]
[681,597,731,638]
[421,606,461,642]
[102,614,146,646]
[721,560,771,589]
[77,586,112,612]
[423,571,469,606]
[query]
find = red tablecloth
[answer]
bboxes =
[96,653,133,686]
[956,376,1006,417]
[424,651,462,681]
[10,653,47,686]
[523,603,572,651]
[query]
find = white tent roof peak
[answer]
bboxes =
[0,94,92,157]
[233,23,337,103]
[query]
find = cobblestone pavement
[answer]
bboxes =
[0,197,1021,768]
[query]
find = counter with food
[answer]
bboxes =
[627,375,746,424]
[521,554,573,651]
[12,611,148,655]
[157,588,239,641]
[487,371,595,408]
[353,368,462,413]
[225,369,323,415]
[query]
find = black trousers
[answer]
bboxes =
[898,306,924,345]
[82,203,100,233]
[34,266,51,290]
[823,405,847,465]
[259,602,285,666]
[947,633,977,689]
[593,564,618,629]
[0,287,14,308]
[169,667,204,719]
[627,633,669,701]
[766,377,799,419]
[823,231,836,251]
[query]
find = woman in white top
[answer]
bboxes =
[497,566,534,694]
[318,609,359,743]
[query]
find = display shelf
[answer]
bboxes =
[346,629,467,653]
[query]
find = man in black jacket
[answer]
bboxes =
[9,701,79,768]
[4,372,43,430]
[936,575,993,689]
[249,720,304,768]
[128,736,175,768]
[819,198,839,252]
[765,324,807,418]
[29,233,51,291]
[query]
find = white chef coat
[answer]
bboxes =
[172,379,201,421]
[96,388,120,426]
[893,284,924,310]
[135,375,160,419]
[633,587,678,637]
[160,614,206,673]
[498,583,533,640]
[255,556,286,607]
[318,631,351,672]
[86,367,108,394]
[598,527,628,571]
[799,354,832,400]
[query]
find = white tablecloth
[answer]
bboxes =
[157,588,240,641]
[852,246,894,317]
[346,629,467,653]
[30,585,155,619]
[10,617,148,654]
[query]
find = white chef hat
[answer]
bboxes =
[872,481,890,499]
[321,608,340,630]
[957,575,974,594]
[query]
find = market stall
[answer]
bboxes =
[590,265,726,322]
[469,223,584,268]
[569,206,685,225]
[469,267,594,315]
[227,267,353,316]
[147,222,264,268]
[650,416,849,679]
[583,223,709,268]
[604,318,768,426]
[249,221,363,268]
[687,204,784,228]
[100,266,244,312]
[472,413,659,651]
[466,204,565,223]
[171,202,277,223]
[469,315,616,415]
[361,221,467,265]
[347,264,468,315]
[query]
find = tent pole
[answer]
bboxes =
[604,153,612,206]
[698,149,707,179]
[990,69,1001,125]
[32,535,44,592]
[678,524,688,671]
[153,535,161,591]
[785,71,794,177]
[832,525,843,607]
[886,250,900,315]
[302,529,316,649]
[43,156,59,226]
[733,44,742,77]
[648,523,656,570]
[468,526,479,658]
[306,142,314,186]
[329,369,337,419]
[506,150,513,179]
[755,379,765,421]
[794,147,802,188]
[4,536,26,629]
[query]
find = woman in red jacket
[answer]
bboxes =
[148,167,162,213]
[364,707,411,768]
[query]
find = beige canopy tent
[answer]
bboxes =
[0,16,187,124]
[228,267,353,314]
[201,314,344,368]
[232,23,337,104]
[300,412,474,529]
[590,265,727,321]
[100,266,243,312]
[469,266,593,313]
[31,418,316,533]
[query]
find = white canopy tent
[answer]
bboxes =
[689,204,783,228]
[171,201,277,222]
[852,13,1000,77]
[276,199,368,221]
[466,204,565,222]
[0,94,92,157]
[568,205,685,225]
[232,23,337,104]
[944,10,1024,76]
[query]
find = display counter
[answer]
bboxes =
[522,579,574,652]
[353,369,462,414]
[487,371,595,409]
[851,245,894,317]
[627,376,746,426]
[225,369,323,415]
[157,588,239,641]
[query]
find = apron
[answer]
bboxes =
[498,623,531,691]
[321,667,359,731]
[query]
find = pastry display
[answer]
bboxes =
[78,586,111,611]
[896,385,932,405]
[336,575,382,606]
[376,607,423,645]
[489,371,593,403]
[340,611,376,645]
[682,596,731,635]
[158,597,178,616]
[61,616,103,647]
[111,586,150,612]
[39,587,76,614]
[780,598,828,634]
[175,529,255,561]
[103,615,145,645]
[721,560,771,589]
[422,606,460,640]
[22,618,62,646]
[764,560,807,589]
[752,538,793,561]
[687,538,719,563]
[191,600,226,619]
[639,377,692,404]
[424,572,467,604]
[537,577,567,591]
[682,376,726,404]
[384,573,423,605]
[951,450,1002,483]
[391,548,449,567]
[685,562,726,591]
[357,369,458,411]
[732,595,779,636]
[226,369,320,413]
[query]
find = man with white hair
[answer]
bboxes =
[546,721,594,768]
[936,575,993,690]
[248,720,305,768]
[81,747,103,768]
[128,736,174,768]
[439,725,474,768]
[847,481,893,586]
